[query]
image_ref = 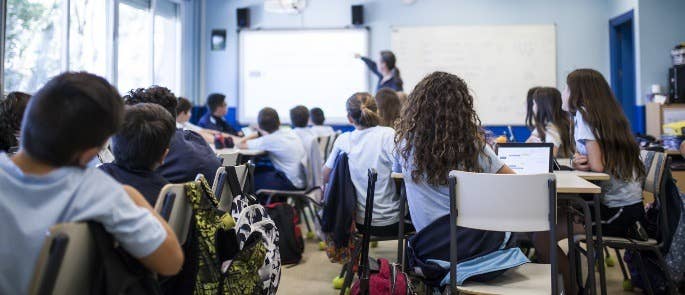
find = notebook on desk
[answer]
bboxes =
[495,143,554,174]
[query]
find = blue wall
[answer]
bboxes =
[204,0,611,111]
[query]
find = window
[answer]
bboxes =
[153,1,181,95]
[117,1,152,93]
[69,0,108,76]
[3,0,65,93]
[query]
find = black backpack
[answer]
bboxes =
[89,222,162,295]
[266,202,304,265]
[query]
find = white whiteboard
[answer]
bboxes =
[239,29,369,124]
[392,25,557,125]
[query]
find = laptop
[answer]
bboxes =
[495,143,554,174]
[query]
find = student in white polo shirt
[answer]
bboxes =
[323,92,411,236]
[238,107,306,191]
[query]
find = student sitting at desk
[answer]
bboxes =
[100,103,175,205]
[197,93,242,136]
[323,92,410,236]
[176,96,217,143]
[237,107,306,191]
[309,107,336,137]
[0,73,183,294]
[394,72,527,287]
[0,91,31,153]
[290,105,317,147]
[124,86,221,186]
[525,87,574,158]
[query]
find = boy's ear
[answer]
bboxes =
[78,147,101,167]
[159,148,170,165]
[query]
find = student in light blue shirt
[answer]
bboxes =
[0,73,183,294]
[394,72,526,287]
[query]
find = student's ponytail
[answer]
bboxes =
[347,92,380,128]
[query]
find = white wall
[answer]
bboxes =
[203,0,611,107]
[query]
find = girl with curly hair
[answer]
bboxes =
[0,92,31,153]
[395,72,527,287]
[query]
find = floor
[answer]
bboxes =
[278,238,641,294]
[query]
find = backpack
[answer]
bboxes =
[266,202,305,264]
[185,176,266,295]
[350,258,410,295]
[228,164,281,295]
[89,223,161,295]
[624,170,685,293]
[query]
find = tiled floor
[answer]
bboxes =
[279,239,641,294]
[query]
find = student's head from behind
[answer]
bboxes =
[207,93,227,117]
[525,86,541,129]
[124,86,178,118]
[310,107,326,126]
[290,105,309,128]
[531,87,574,156]
[395,71,486,185]
[258,107,280,134]
[346,92,380,129]
[0,91,31,151]
[374,88,401,128]
[21,72,123,167]
[112,103,175,171]
[176,97,193,123]
[566,68,645,181]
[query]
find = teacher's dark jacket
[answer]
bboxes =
[361,56,403,92]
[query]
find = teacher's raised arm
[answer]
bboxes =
[355,50,404,92]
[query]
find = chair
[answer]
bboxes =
[582,151,679,295]
[28,223,97,295]
[212,164,252,212]
[448,170,559,295]
[155,183,192,245]
[337,169,414,295]
[317,136,331,160]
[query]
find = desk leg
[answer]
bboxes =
[593,194,607,295]
[579,200,597,295]
[565,199,578,295]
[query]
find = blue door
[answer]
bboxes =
[610,10,642,134]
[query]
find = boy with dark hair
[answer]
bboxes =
[290,105,323,188]
[0,72,183,294]
[197,93,242,136]
[309,107,335,137]
[124,86,221,186]
[238,107,306,191]
[100,103,175,205]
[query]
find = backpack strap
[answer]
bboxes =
[225,166,243,198]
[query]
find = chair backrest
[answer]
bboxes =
[218,152,239,166]
[317,136,330,159]
[640,150,668,195]
[449,170,556,232]
[154,184,192,245]
[303,136,324,188]
[217,165,249,212]
[28,223,97,295]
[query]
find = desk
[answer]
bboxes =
[391,171,602,194]
[215,148,266,157]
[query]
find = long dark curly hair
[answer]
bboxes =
[395,71,487,185]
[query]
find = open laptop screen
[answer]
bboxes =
[495,143,554,174]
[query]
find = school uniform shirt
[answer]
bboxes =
[0,153,167,295]
[157,129,222,186]
[530,123,562,147]
[176,121,203,133]
[197,113,240,136]
[309,125,336,138]
[247,129,307,189]
[360,57,404,92]
[394,144,504,232]
[324,126,399,227]
[574,112,642,208]
[99,163,170,206]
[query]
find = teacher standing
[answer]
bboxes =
[355,50,404,92]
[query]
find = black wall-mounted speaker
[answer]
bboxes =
[237,8,250,28]
[351,5,364,26]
